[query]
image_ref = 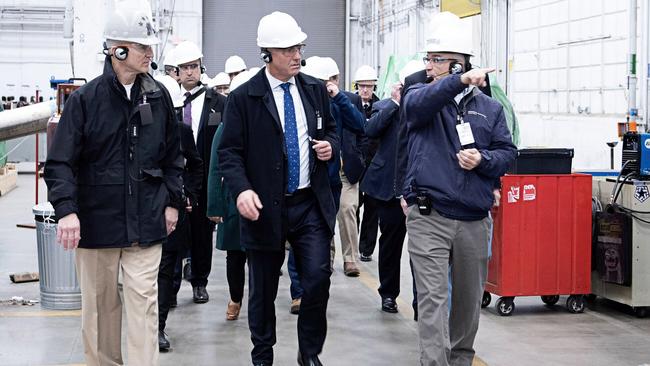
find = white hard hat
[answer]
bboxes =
[301,56,322,79]
[229,70,254,92]
[399,60,425,85]
[155,74,182,108]
[225,55,247,74]
[320,57,340,79]
[104,1,159,46]
[249,67,261,75]
[257,12,307,48]
[162,47,177,67]
[423,11,474,56]
[174,41,203,66]
[211,72,230,87]
[200,73,211,84]
[353,65,378,82]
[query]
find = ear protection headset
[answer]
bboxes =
[449,61,464,75]
[114,46,129,61]
[449,56,473,75]
[260,48,307,66]
[102,42,129,61]
[261,49,272,64]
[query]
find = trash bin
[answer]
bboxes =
[33,202,81,310]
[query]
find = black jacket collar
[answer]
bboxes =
[102,55,160,101]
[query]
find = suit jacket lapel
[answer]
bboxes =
[262,92,282,133]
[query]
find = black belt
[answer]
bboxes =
[285,187,313,206]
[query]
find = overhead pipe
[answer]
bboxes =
[628,0,638,129]
[0,101,56,142]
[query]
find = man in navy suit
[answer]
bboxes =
[360,82,407,314]
[218,12,338,366]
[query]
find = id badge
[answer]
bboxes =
[138,103,153,126]
[456,122,475,146]
[316,110,322,130]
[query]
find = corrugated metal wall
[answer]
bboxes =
[202,0,346,80]
[510,0,629,115]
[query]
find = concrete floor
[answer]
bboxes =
[1,172,650,366]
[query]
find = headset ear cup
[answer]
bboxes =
[200,64,206,74]
[260,51,272,64]
[114,46,129,61]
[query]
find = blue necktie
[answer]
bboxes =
[281,82,300,194]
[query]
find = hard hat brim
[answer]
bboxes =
[257,32,307,49]
[106,36,160,46]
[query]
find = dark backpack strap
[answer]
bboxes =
[182,86,207,107]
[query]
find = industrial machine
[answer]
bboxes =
[591,170,650,317]
[621,132,650,178]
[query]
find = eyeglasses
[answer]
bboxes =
[277,44,305,56]
[422,56,458,65]
[179,63,200,71]
[357,84,375,90]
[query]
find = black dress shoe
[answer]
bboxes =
[158,330,170,351]
[297,351,323,366]
[359,253,372,262]
[193,286,209,303]
[381,297,398,313]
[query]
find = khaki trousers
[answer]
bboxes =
[331,174,360,264]
[75,244,162,366]
[407,207,490,366]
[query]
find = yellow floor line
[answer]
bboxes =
[0,310,81,317]
[473,356,489,366]
[357,269,489,366]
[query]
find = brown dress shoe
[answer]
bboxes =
[344,262,360,277]
[226,301,241,320]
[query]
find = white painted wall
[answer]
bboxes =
[507,0,632,170]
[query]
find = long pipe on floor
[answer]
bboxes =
[0,101,56,142]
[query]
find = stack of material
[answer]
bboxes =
[0,163,17,196]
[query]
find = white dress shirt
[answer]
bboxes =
[182,84,205,143]
[265,67,310,189]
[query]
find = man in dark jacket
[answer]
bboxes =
[157,122,203,351]
[43,3,183,365]
[306,56,365,276]
[360,82,407,314]
[218,12,338,366]
[175,40,227,303]
[354,65,382,262]
[398,12,516,366]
